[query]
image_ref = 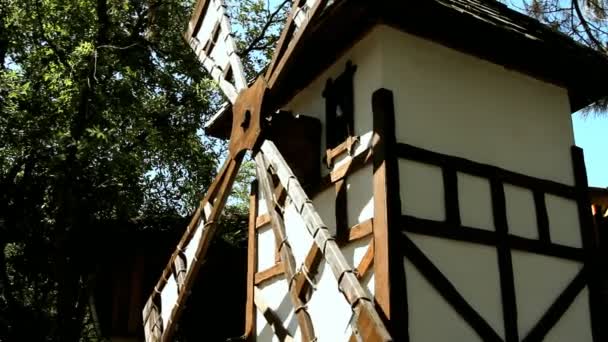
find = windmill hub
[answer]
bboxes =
[228,77,267,156]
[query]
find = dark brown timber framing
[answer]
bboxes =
[372,88,407,341]
[572,146,606,341]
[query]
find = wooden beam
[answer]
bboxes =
[255,263,285,285]
[256,214,271,229]
[356,243,374,281]
[533,190,551,243]
[255,153,316,341]
[347,219,374,243]
[400,215,585,261]
[372,89,407,341]
[491,179,519,342]
[245,180,258,340]
[395,143,576,199]
[571,146,606,342]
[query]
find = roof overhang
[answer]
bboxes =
[205,0,608,139]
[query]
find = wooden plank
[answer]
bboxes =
[306,147,373,197]
[254,287,295,342]
[443,167,461,226]
[255,262,285,285]
[490,179,519,342]
[256,214,271,229]
[260,140,392,341]
[522,268,587,342]
[400,215,585,261]
[356,243,374,281]
[255,153,316,341]
[245,180,258,340]
[400,233,502,342]
[395,143,577,199]
[533,190,551,243]
[347,219,374,244]
[372,88,407,340]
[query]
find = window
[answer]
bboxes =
[322,61,357,150]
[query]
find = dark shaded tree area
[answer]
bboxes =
[0,0,289,340]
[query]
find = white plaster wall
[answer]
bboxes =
[407,233,505,338]
[283,27,383,177]
[345,165,374,227]
[380,26,575,186]
[504,184,538,239]
[544,287,593,342]
[458,173,494,230]
[404,256,482,342]
[545,194,582,248]
[399,159,445,221]
[511,250,585,338]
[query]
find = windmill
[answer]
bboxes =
[141,0,391,341]
[139,0,608,341]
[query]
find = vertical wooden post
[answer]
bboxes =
[372,88,407,341]
[571,146,606,342]
[245,180,259,341]
[490,179,519,342]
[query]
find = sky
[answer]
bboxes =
[572,113,608,188]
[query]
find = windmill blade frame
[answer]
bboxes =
[184,0,248,103]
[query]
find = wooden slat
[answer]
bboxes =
[533,190,551,243]
[255,262,285,285]
[347,219,373,243]
[255,153,316,341]
[256,214,271,229]
[245,181,258,340]
[260,140,392,341]
[356,243,374,281]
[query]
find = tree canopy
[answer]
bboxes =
[0,0,288,340]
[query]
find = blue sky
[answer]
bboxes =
[572,113,608,188]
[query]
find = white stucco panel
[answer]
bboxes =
[311,187,336,236]
[257,225,276,271]
[399,159,445,221]
[544,287,593,342]
[256,277,297,340]
[284,200,314,266]
[407,233,505,338]
[504,184,538,239]
[404,257,482,342]
[511,250,584,337]
[346,165,374,227]
[545,194,582,248]
[458,173,494,230]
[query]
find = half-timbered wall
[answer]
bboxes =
[247,25,601,341]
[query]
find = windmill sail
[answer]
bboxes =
[185,0,247,103]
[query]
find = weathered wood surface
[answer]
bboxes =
[142,154,243,342]
[259,140,392,341]
[255,153,317,341]
[245,181,259,340]
[185,0,247,103]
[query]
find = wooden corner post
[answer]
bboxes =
[571,146,606,342]
[372,88,408,340]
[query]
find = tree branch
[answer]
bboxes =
[572,0,607,52]
[238,0,291,57]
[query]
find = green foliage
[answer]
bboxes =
[0,0,287,340]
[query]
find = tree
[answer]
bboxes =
[506,0,608,111]
[0,0,290,340]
